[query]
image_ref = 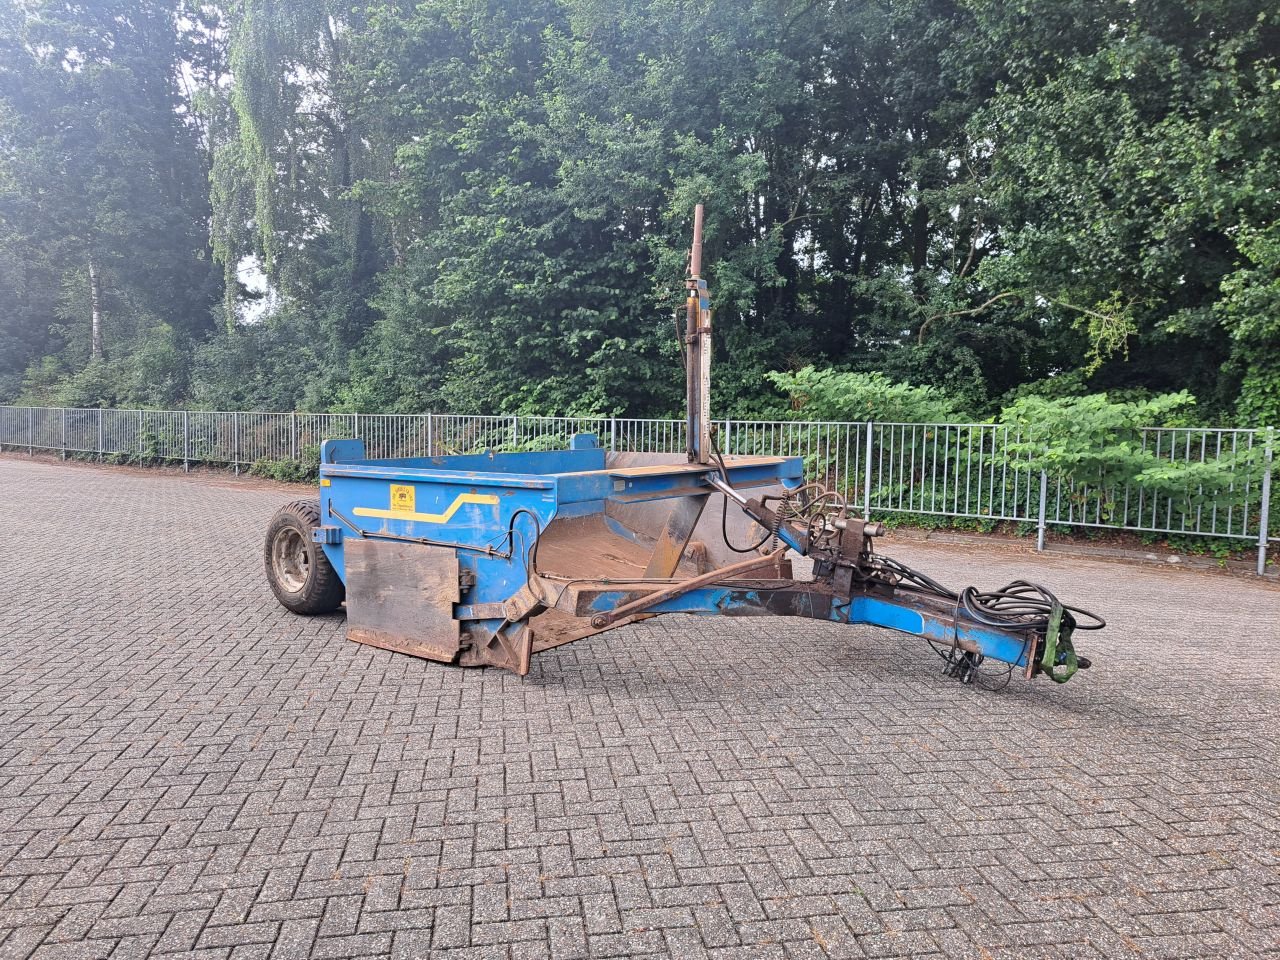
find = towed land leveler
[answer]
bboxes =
[265,205,1102,684]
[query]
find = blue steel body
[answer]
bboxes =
[315,436,806,656]
[313,435,1030,670]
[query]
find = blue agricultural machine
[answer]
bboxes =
[265,206,1102,686]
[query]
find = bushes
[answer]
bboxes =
[998,392,1263,530]
[757,369,1266,542]
[765,368,961,423]
[999,392,1196,520]
[248,445,322,483]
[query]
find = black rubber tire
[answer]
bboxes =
[264,499,345,614]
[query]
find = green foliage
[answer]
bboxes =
[0,0,219,404]
[968,0,1280,417]
[999,392,1262,523]
[1216,223,1280,427]
[874,513,1004,535]
[0,0,1277,422]
[248,444,321,483]
[1136,447,1265,517]
[191,311,325,411]
[19,328,188,408]
[1001,392,1197,479]
[766,368,961,423]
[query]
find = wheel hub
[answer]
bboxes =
[271,527,310,593]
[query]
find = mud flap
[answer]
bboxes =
[344,539,463,663]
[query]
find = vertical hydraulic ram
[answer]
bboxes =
[685,203,713,464]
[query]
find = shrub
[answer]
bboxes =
[248,444,322,483]
[765,367,961,423]
[999,392,1263,525]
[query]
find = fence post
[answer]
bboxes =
[233,412,240,475]
[28,407,33,456]
[137,409,144,462]
[511,415,519,451]
[723,419,732,457]
[426,412,434,456]
[61,408,67,460]
[1258,427,1274,576]
[1036,470,1049,552]
[863,421,873,517]
[609,416,617,452]
[183,411,190,472]
[290,411,298,460]
[97,409,103,462]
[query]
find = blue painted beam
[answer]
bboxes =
[575,586,1032,669]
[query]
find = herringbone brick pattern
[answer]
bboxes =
[0,456,1277,959]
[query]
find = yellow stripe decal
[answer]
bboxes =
[353,492,500,525]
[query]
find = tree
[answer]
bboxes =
[958,0,1280,419]
[205,0,381,409]
[1,0,1276,421]
[0,0,218,405]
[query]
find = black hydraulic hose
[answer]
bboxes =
[873,556,1106,632]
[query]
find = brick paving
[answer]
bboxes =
[0,455,1277,960]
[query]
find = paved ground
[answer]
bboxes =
[0,456,1277,960]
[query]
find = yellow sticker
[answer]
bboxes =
[320,478,331,487]
[389,484,415,514]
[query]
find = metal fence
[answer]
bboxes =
[1,405,1275,573]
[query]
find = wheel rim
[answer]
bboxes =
[271,527,310,593]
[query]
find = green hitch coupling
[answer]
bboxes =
[1038,603,1079,683]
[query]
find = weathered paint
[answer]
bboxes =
[316,436,806,670]
[573,586,1031,669]
[312,434,1037,677]
[352,491,501,525]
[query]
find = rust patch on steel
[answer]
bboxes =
[344,539,462,663]
[535,514,700,580]
[460,624,533,675]
[643,495,709,578]
[588,548,786,627]
[348,626,460,663]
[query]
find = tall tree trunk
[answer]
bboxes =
[88,256,104,359]
[910,200,929,273]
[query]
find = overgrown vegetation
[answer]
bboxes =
[766,369,961,424]
[1,0,1278,426]
[764,387,1272,547]
[248,444,322,483]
